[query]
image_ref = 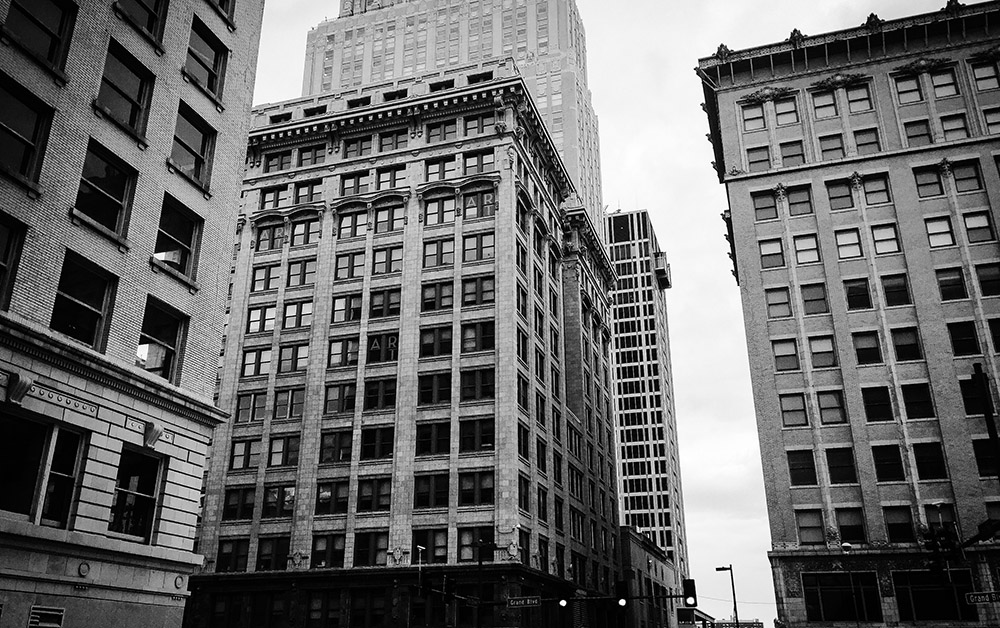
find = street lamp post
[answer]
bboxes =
[715,565,739,628]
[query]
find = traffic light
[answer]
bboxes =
[614,580,628,607]
[682,579,698,607]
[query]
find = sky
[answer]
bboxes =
[251,0,950,624]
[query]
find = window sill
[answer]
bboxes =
[181,68,226,113]
[203,0,237,30]
[112,2,165,55]
[150,256,200,293]
[413,506,448,513]
[417,403,450,410]
[0,26,69,86]
[105,530,150,544]
[0,163,41,199]
[92,100,150,149]
[70,207,131,252]
[166,158,212,198]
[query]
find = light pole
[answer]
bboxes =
[715,565,739,627]
[841,542,861,628]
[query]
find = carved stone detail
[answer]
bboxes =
[864,13,884,32]
[943,0,966,17]
[741,86,796,105]
[787,29,806,49]
[715,43,732,62]
[894,57,952,76]
[772,183,787,200]
[849,171,864,189]
[810,72,867,91]
[6,372,32,404]
[938,158,953,176]
[971,46,1000,63]
[727,166,744,176]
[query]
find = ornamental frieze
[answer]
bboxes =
[894,56,953,76]
[741,86,796,105]
[811,72,868,91]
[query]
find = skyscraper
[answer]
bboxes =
[0,0,263,626]
[700,0,1000,624]
[607,209,688,578]
[299,0,605,243]
[188,58,623,627]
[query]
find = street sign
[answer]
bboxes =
[507,596,542,608]
[966,591,1000,604]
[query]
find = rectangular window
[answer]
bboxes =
[379,129,408,151]
[427,119,457,142]
[222,487,255,521]
[323,383,355,414]
[376,166,405,191]
[425,157,456,181]
[895,75,923,103]
[973,61,1000,90]
[787,186,813,215]
[941,114,969,141]
[459,417,494,452]
[108,449,160,541]
[363,379,396,411]
[882,274,911,306]
[4,0,77,68]
[812,91,837,118]
[235,391,266,423]
[752,191,777,221]
[741,103,765,131]
[774,98,798,125]
[185,17,227,97]
[0,75,51,181]
[835,229,862,259]
[458,526,495,562]
[901,383,935,419]
[973,440,998,477]
[332,294,362,322]
[298,144,325,167]
[746,146,770,172]
[415,421,450,456]
[171,103,215,187]
[154,195,200,276]
[893,569,977,621]
[261,485,295,519]
[780,393,807,427]
[334,252,365,280]
[871,224,900,255]
[765,287,791,318]
[462,233,494,262]
[357,477,392,512]
[116,0,168,39]
[135,298,184,381]
[372,205,404,234]
[50,253,115,348]
[801,283,829,315]
[819,134,845,160]
[796,510,824,545]
[216,538,250,572]
[852,331,882,365]
[947,321,980,356]
[847,83,873,112]
[963,211,996,243]
[931,68,959,97]
[371,246,402,275]
[844,278,872,310]
[328,337,359,367]
[273,388,305,421]
[913,442,947,480]
[787,450,817,486]
[854,128,880,155]
[278,343,308,373]
[977,263,1000,296]
[268,435,300,467]
[810,338,837,369]
[862,386,892,422]
[984,107,1000,134]
[803,572,883,621]
[826,180,854,210]
[413,473,449,509]
[759,239,784,268]
[837,508,866,543]
[294,181,323,205]
[460,368,495,401]
[464,189,496,219]
[780,140,805,167]
[422,281,454,311]
[463,150,494,175]
[287,259,316,287]
[826,448,857,484]
[311,533,346,568]
[76,140,137,235]
[423,239,454,268]
[904,119,932,146]
[256,224,282,251]
[366,332,399,363]
[282,301,312,329]
[862,174,891,205]
[344,136,372,158]
[891,327,922,361]
[340,171,370,195]
[458,470,494,505]
[461,321,494,352]
[926,217,955,247]
[884,507,914,543]
[263,151,291,173]
[793,234,820,264]
[229,439,261,470]
[773,339,799,371]
[934,268,969,301]
[353,531,389,567]
[241,348,271,377]
[418,372,451,405]
[954,160,983,192]
[98,41,152,133]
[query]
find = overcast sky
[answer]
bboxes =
[252,0,951,623]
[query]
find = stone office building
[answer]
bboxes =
[187,58,622,628]
[699,0,1000,625]
[0,0,263,626]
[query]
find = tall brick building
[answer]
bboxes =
[607,210,688,580]
[0,0,263,626]
[299,0,605,243]
[187,58,622,627]
[699,0,1000,624]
